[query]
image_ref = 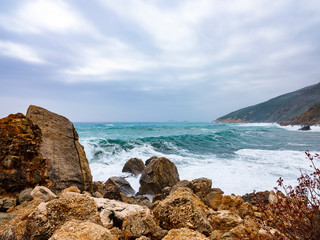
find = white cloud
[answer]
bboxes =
[0,40,45,63]
[0,0,92,34]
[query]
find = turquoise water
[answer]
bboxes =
[75,122,320,195]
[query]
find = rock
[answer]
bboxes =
[122,211,157,239]
[61,186,81,194]
[31,186,57,202]
[138,157,180,195]
[95,198,158,239]
[170,180,192,194]
[93,191,104,198]
[105,177,135,196]
[26,105,92,192]
[190,178,212,202]
[0,212,15,225]
[145,156,158,166]
[0,198,16,212]
[24,193,101,239]
[49,220,113,240]
[136,236,150,240]
[163,228,209,240]
[206,192,223,210]
[122,157,145,176]
[299,125,311,131]
[19,188,33,204]
[0,113,51,197]
[120,193,152,208]
[153,187,212,236]
[242,191,270,205]
[210,210,243,232]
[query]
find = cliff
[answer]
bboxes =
[215,82,320,123]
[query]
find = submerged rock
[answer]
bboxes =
[138,157,180,195]
[122,157,145,176]
[299,125,311,131]
[26,105,92,192]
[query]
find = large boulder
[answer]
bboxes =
[138,157,180,195]
[122,157,145,176]
[26,105,92,192]
[49,220,113,240]
[0,113,51,196]
[152,187,212,236]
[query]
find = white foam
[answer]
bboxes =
[277,124,320,132]
[236,123,277,127]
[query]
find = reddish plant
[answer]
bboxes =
[258,151,320,240]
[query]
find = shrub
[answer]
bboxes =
[258,151,320,240]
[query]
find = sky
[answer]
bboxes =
[0,0,320,122]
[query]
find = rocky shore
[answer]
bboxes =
[0,106,277,240]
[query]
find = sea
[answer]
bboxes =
[74,122,320,195]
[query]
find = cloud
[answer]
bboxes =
[0,40,45,63]
[0,0,92,34]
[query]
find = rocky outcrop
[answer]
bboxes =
[0,113,50,197]
[26,105,92,192]
[153,187,213,236]
[122,157,145,176]
[138,157,180,195]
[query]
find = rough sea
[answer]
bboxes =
[74,122,320,195]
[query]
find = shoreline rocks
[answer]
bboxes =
[0,106,275,239]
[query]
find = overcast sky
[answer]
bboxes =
[0,0,320,122]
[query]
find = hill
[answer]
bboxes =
[215,83,320,123]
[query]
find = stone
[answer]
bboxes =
[19,188,33,204]
[26,105,92,192]
[145,156,158,166]
[95,198,155,227]
[242,191,270,205]
[138,157,180,195]
[163,228,210,240]
[61,186,81,194]
[122,157,145,176]
[105,177,135,196]
[122,211,157,239]
[0,113,51,197]
[299,125,311,131]
[153,187,212,236]
[24,193,101,239]
[0,212,15,225]
[31,186,57,202]
[206,192,223,210]
[0,198,16,212]
[49,220,113,240]
[210,210,243,232]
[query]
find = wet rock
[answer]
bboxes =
[153,187,212,236]
[49,220,113,240]
[145,156,158,166]
[26,105,92,192]
[163,228,209,240]
[31,186,57,202]
[0,113,51,197]
[122,157,145,176]
[299,125,311,131]
[139,157,180,195]
[18,188,33,204]
[105,177,135,197]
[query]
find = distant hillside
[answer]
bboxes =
[289,104,320,125]
[215,83,320,123]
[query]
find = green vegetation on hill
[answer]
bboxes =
[215,82,320,123]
